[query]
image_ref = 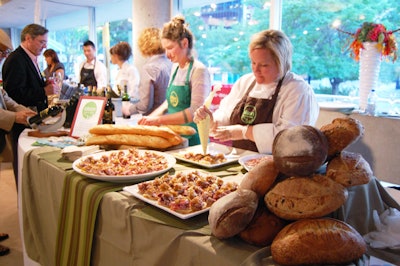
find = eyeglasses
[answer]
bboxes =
[0,49,11,57]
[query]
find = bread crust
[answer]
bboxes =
[320,117,364,159]
[272,125,328,176]
[239,202,287,246]
[326,151,373,187]
[265,174,348,220]
[89,124,178,139]
[239,158,279,198]
[85,134,181,149]
[208,189,258,239]
[271,218,367,265]
[161,125,197,136]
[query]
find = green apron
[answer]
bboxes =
[166,60,200,146]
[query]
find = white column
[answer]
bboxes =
[88,7,96,46]
[131,0,173,69]
[269,0,282,30]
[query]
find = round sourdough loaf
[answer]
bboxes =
[208,189,258,239]
[320,117,364,159]
[272,125,328,176]
[239,158,279,198]
[264,174,348,220]
[271,218,367,265]
[326,151,373,187]
[239,202,287,246]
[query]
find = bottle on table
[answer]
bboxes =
[122,84,131,119]
[366,89,378,116]
[102,87,115,124]
[28,105,64,128]
[63,91,83,128]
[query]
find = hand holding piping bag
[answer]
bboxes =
[196,84,222,154]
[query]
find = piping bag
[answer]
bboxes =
[197,85,222,154]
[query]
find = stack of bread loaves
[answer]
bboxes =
[85,124,196,150]
[209,117,373,265]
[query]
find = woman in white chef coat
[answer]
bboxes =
[194,29,319,153]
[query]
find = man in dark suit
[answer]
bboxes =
[1,24,60,184]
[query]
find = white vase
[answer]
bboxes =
[358,42,381,111]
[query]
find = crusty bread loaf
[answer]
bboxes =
[239,158,279,198]
[320,117,364,159]
[265,174,348,220]
[85,133,182,149]
[161,125,197,136]
[239,202,287,246]
[208,189,258,239]
[89,124,178,139]
[272,125,328,176]
[326,151,373,187]
[271,218,367,265]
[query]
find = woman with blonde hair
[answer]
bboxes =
[122,27,172,115]
[138,16,211,146]
[194,29,319,153]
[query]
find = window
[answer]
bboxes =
[182,0,400,105]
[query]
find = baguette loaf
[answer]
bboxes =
[265,174,348,220]
[326,151,373,187]
[89,124,178,139]
[161,125,197,136]
[85,133,181,149]
[271,218,367,265]
[239,158,279,198]
[208,189,258,239]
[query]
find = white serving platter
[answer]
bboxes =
[72,149,176,183]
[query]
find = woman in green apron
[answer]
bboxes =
[138,15,211,146]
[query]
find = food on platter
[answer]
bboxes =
[86,124,183,149]
[239,154,273,171]
[320,117,364,159]
[161,125,197,136]
[137,170,238,214]
[271,218,367,265]
[326,151,373,187]
[239,158,279,198]
[74,148,170,176]
[264,174,348,220]
[272,125,328,177]
[208,189,258,239]
[239,203,287,246]
[178,152,227,165]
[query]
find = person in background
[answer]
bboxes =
[122,27,172,116]
[43,48,65,83]
[2,23,60,183]
[193,29,319,153]
[43,48,65,104]
[0,28,37,257]
[109,41,140,100]
[78,40,107,89]
[138,16,211,146]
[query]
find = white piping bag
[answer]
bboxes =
[197,84,222,154]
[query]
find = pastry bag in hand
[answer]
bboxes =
[197,85,222,154]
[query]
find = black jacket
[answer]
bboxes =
[2,46,47,112]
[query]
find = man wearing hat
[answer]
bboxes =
[0,28,36,256]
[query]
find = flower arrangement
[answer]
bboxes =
[338,22,399,62]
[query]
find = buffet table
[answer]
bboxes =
[18,133,400,265]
